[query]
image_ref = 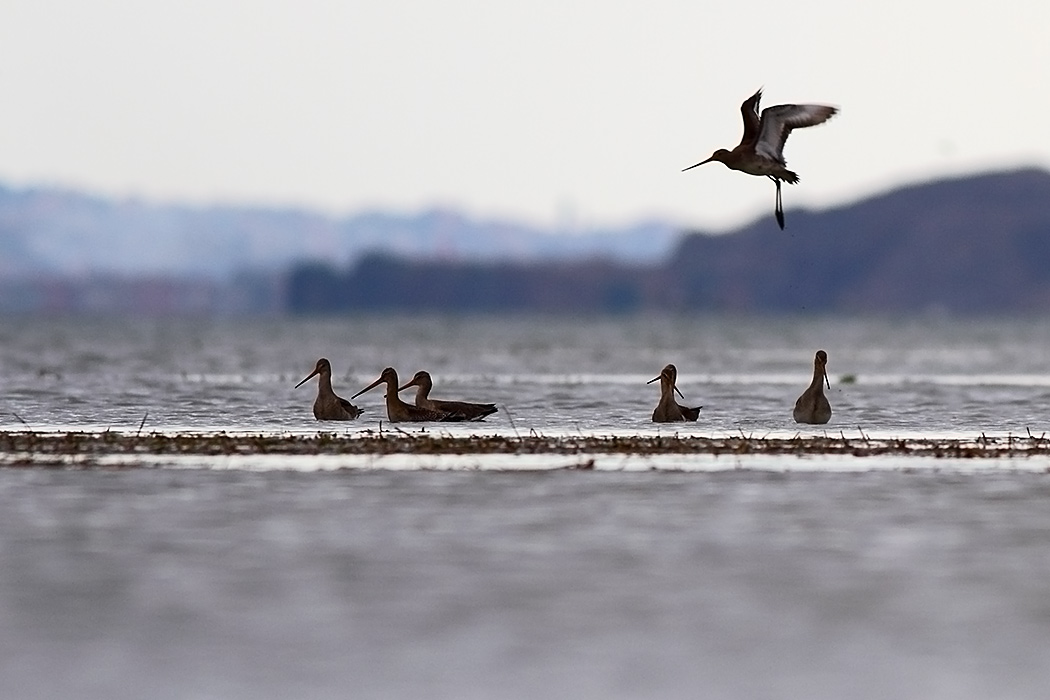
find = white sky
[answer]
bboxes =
[1,1,1048,231]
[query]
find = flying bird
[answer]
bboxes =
[684,88,837,229]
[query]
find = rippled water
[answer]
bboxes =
[3,314,1050,435]
[4,315,1050,699]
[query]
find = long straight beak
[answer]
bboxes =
[294,369,319,389]
[396,379,415,392]
[648,374,686,399]
[674,386,686,400]
[351,376,384,400]
[823,369,831,390]
[682,156,715,172]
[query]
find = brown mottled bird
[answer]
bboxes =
[352,367,466,422]
[647,364,702,423]
[294,358,364,421]
[684,88,837,229]
[397,370,498,421]
[793,350,832,425]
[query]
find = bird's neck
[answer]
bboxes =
[660,379,677,406]
[384,378,406,409]
[810,365,825,391]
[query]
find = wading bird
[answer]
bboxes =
[648,363,702,423]
[294,358,364,421]
[352,367,466,422]
[793,350,832,424]
[397,370,498,421]
[683,88,837,229]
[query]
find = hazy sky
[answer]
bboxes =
[2,1,1048,230]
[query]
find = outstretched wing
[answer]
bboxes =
[756,103,838,163]
[739,89,763,145]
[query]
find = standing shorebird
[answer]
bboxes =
[351,367,465,422]
[683,88,837,229]
[647,363,702,423]
[294,358,364,421]
[397,370,498,421]
[793,350,832,424]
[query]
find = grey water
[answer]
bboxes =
[3,314,1050,435]
[4,315,1050,699]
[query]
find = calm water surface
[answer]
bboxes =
[3,315,1050,699]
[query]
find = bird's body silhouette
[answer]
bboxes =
[352,367,466,422]
[793,350,832,425]
[294,358,364,421]
[397,370,498,421]
[648,364,702,423]
[684,89,837,229]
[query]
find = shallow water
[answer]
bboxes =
[2,314,1049,436]
[4,315,1050,699]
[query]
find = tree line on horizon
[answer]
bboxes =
[286,169,1050,315]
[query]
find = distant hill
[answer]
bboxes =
[0,185,677,277]
[287,169,1050,314]
[668,168,1050,313]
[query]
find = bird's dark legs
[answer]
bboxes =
[768,176,785,229]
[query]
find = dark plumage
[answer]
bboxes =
[294,358,364,421]
[793,350,832,424]
[684,88,838,229]
[352,367,466,422]
[397,370,498,421]
[648,364,702,423]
